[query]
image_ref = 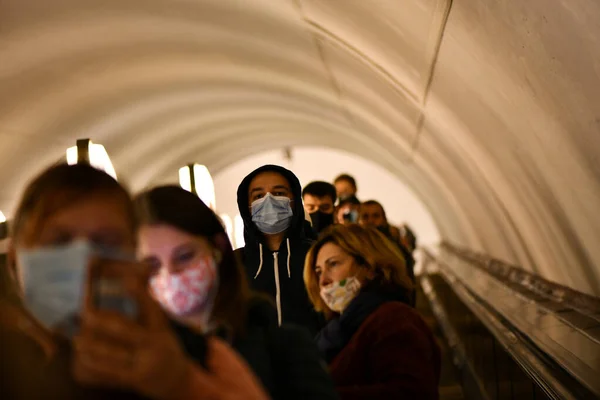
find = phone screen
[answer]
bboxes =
[93,278,138,318]
[343,209,358,223]
[89,258,141,320]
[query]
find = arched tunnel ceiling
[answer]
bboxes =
[0,0,599,294]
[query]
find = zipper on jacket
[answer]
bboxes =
[273,252,282,326]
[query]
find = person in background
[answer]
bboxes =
[335,196,361,226]
[399,224,417,254]
[302,181,337,235]
[236,165,323,336]
[359,200,416,285]
[333,174,358,202]
[304,225,440,400]
[1,163,268,400]
[134,186,338,400]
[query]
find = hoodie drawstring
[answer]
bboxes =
[254,244,264,279]
[253,240,291,327]
[273,252,282,326]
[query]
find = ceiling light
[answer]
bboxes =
[178,164,216,210]
[66,139,117,179]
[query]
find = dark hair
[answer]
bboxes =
[134,185,251,337]
[12,163,136,245]
[361,200,388,221]
[302,181,337,204]
[401,224,417,251]
[338,195,361,208]
[334,174,357,190]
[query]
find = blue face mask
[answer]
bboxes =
[17,240,134,333]
[251,193,294,235]
[17,240,93,330]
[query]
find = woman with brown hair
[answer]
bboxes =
[304,224,441,400]
[1,163,268,399]
[134,185,338,400]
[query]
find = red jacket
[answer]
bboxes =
[329,302,441,400]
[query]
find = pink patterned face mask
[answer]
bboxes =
[150,257,218,327]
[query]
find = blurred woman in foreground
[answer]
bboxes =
[304,224,440,400]
[0,163,267,399]
[134,185,338,400]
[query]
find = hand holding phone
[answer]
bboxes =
[85,257,150,323]
[74,259,196,400]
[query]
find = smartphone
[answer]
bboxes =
[343,209,359,223]
[92,278,138,318]
[89,258,140,320]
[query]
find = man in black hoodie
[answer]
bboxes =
[236,165,323,336]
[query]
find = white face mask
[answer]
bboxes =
[17,240,91,329]
[251,193,294,235]
[320,276,362,313]
[150,257,218,331]
[17,240,133,331]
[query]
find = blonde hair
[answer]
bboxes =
[304,224,414,319]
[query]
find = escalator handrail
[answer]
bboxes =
[441,241,600,316]
[422,245,600,399]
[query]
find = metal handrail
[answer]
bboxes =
[422,245,600,399]
[441,242,600,316]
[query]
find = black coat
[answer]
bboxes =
[230,298,338,400]
[235,165,325,336]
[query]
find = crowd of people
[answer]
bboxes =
[0,162,440,399]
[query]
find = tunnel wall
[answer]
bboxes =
[0,0,598,293]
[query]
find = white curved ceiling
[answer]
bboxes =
[0,0,598,294]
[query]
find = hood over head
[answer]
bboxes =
[237,165,306,244]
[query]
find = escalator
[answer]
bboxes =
[416,243,600,400]
[415,284,465,400]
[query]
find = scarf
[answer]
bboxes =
[315,282,411,363]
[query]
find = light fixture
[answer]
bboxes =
[234,214,245,249]
[0,211,7,239]
[178,164,216,210]
[219,214,234,246]
[66,139,117,179]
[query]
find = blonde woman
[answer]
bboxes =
[304,224,440,400]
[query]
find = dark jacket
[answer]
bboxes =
[317,284,440,400]
[1,305,335,400]
[235,165,324,336]
[0,327,149,400]
[229,298,338,400]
